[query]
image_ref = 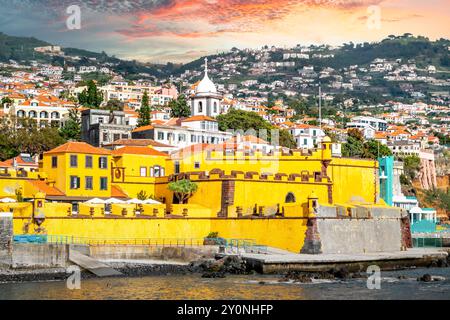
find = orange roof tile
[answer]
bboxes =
[182,115,216,122]
[104,139,172,148]
[111,146,168,157]
[226,135,269,144]
[44,142,111,155]
[132,125,154,133]
[170,143,210,158]
[111,185,128,198]
[28,180,65,196]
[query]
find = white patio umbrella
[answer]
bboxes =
[142,198,162,204]
[0,197,17,203]
[126,198,145,204]
[85,198,106,204]
[104,198,125,204]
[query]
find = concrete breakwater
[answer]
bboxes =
[0,243,221,283]
[0,243,449,284]
[242,249,450,274]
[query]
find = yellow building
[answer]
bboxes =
[0,137,401,253]
[41,142,124,200]
[111,146,169,200]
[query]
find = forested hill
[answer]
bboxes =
[0,32,449,80]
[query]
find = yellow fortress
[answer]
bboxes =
[0,139,411,254]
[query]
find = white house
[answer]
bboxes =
[289,124,325,149]
[132,115,232,149]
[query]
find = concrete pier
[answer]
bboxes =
[241,248,449,273]
[69,249,122,277]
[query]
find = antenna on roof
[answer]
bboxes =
[318,83,322,130]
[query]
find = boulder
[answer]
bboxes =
[202,271,226,278]
[332,267,351,280]
[417,274,432,282]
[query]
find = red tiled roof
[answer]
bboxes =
[0,155,38,168]
[112,146,168,157]
[103,139,173,148]
[28,180,65,196]
[181,115,216,122]
[132,125,154,133]
[44,142,111,155]
[225,135,269,144]
[111,185,128,198]
[170,143,211,158]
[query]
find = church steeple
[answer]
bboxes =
[190,57,221,117]
[196,57,216,94]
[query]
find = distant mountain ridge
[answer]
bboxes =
[0,32,449,81]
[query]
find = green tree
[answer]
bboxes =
[342,128,364,158]
[289,98,309,116]
[216,109,295,148]
[137,90,151,127]
[403,155,421,181]
[0,117,66,160]
[279,129,297,149]
[363,140,393,159]
[78,80,103,108]
[60,106,81,141]
[169,94,191,118]
[217,109,272,132]
[105,99,124,111]
[1,97,12,106]
[168,179,198,204]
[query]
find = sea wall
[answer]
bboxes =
[11,204,408,254]
[89,245,218,262]
[317,219,402,254]
[0,212,13,266]
[12,243,69,268]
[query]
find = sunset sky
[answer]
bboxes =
[0,0,448,63]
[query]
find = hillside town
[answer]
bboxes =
[0,41,449,239]
[0,0,449,301]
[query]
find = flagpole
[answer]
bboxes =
[319,83,322,130]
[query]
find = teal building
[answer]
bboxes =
[378,156,394,206]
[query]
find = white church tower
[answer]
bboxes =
[190,58,222,117]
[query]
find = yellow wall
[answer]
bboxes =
[330,157,378,204]
[111,153,170,199]
[12,215,308,252]
[172,149,325,176]
[212,218,308,252]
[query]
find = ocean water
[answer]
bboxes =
[0,268,449,300]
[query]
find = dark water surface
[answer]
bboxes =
[1,268,449,300]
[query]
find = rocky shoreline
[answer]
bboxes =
[0,254,449,284]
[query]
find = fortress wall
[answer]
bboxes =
[317,218,402,254]
[211,218,308,253]
[330,158,378,204]
[13,216,309,253]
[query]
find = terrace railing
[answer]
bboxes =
[13,235,267,253]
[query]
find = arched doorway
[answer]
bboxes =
[285,192,296,203]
